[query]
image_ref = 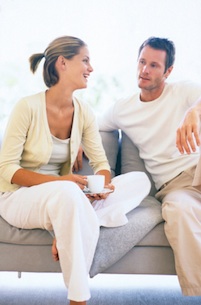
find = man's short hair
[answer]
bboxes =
[138,37,175,72]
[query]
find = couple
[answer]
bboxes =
[0,35,201,304]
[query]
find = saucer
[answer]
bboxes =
[83,187,113,195]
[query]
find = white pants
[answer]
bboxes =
[0,171,150,301]
[156,166,201,296]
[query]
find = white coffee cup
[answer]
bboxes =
[87,175,105,193]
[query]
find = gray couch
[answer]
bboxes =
[0,130,176,279]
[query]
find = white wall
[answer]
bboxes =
[0,0,201,116]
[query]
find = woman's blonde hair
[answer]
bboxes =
[29,36,86,88]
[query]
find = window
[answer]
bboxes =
[0,0,201,130]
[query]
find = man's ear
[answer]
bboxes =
[164,65,173,79]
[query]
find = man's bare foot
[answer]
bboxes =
[52,238,59,261]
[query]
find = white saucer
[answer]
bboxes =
[83,187,113,195]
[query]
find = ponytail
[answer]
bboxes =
[28,36,86,87]
[29,53,45,73]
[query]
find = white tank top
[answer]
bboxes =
[39,135,70,176]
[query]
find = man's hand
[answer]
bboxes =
[73,146,84,172]
[176,107,201,154]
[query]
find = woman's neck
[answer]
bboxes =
[46,85,73,108]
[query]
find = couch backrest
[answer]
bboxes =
[100,130,157,196]
[78,130,157,196]
[100,130,120,177]
[120,131,157,196]
[77,130,120,177]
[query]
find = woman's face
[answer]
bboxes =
[63,46,93,90]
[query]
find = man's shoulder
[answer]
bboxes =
[164,80,201,107]
[115,92,140,107]
[166,80,201,91]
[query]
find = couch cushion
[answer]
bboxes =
[0,216,53,245]
[121,131,157,196]
[90,195,163,277]
[137,222,169,247]
[0,195,163,247]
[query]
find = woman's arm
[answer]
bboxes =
[11,168,88,189]
[96,169,111,185]
[81,105,111,173]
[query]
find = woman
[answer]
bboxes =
[0,36,150,304]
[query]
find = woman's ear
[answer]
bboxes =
[56,55,66,71]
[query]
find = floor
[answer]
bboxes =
[0,272,200,305]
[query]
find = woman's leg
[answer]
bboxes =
[92,171,151,227]
[0,181,99,302]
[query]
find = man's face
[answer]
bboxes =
[137,45,168,92]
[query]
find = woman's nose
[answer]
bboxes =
[89,64,93,72]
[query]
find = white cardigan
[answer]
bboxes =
[0,92,110,192]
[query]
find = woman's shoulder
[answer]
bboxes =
[73,96,94,114]
[18,91,45,106]
[13,91,46,113]
[73,95,88,106]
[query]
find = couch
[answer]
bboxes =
[0,130,176,279]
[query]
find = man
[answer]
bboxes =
[98,37,201,296]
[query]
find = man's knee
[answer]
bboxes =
[162,189,198,220]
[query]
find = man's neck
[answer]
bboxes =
[140,84,166,102]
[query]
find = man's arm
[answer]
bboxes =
[176,100,201,154]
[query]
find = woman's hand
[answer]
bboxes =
[85,183,115,202]
[60,174,87,190]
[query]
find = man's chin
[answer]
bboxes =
[138,80,151,90]
[138,82,146,89]
[138,78,146,87]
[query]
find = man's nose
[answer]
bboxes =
[142,65,149,73]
